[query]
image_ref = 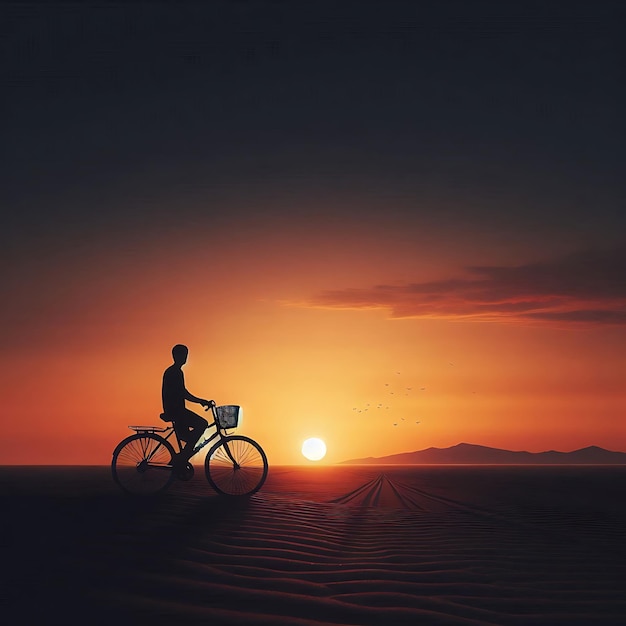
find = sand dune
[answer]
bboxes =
[3,465,626,624]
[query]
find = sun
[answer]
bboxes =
[301,438,327,461]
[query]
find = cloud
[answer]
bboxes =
[308,247,626,325]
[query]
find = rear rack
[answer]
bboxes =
[128,425,170,433]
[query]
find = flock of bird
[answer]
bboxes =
[351,363,461,428]
[351,371,426,428]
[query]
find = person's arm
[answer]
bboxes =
[184,389,213,408]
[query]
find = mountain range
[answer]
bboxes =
[341,443,626,465]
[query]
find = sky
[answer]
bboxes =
[2,1,625,465]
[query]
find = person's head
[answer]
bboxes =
[172,344,189,366]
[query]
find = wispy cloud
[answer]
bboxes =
[308,247,626,325]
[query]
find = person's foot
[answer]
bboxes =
[171,453,194,479]
[176,461,194,481]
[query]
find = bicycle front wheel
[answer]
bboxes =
[205,435,268,496]
[112,433,175,495]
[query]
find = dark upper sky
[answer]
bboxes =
[2,0,625,259]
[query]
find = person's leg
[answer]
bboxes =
[178,409,209,461]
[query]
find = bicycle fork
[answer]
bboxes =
[222,440,240,470]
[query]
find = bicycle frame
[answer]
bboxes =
[142,404,238,467]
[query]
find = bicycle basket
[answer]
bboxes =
[216,404,241,429]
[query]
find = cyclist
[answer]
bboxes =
[162,344,213,467]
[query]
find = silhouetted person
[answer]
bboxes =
[162,344,212,466]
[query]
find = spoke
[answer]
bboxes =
[113,435,174,494]
[239,444,258,465]
[206,437,266,496]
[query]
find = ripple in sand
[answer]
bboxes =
[327,473,490,514]
[8,467,624,625]
[329,473,426,510]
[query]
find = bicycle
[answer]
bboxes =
[111,402,268,496]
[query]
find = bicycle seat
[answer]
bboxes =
[159,412,173,423]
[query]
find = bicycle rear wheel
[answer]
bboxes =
[205,435,268,496]
[112,433,175,495]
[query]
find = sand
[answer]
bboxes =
[3,464,625,625]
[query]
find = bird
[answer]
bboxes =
[415,421,420,424]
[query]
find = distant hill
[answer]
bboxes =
[341,443,626,465]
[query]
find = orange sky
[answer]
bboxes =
[2,200,625,465]
[2,4,625,465]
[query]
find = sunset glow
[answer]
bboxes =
[2,3,624,466]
